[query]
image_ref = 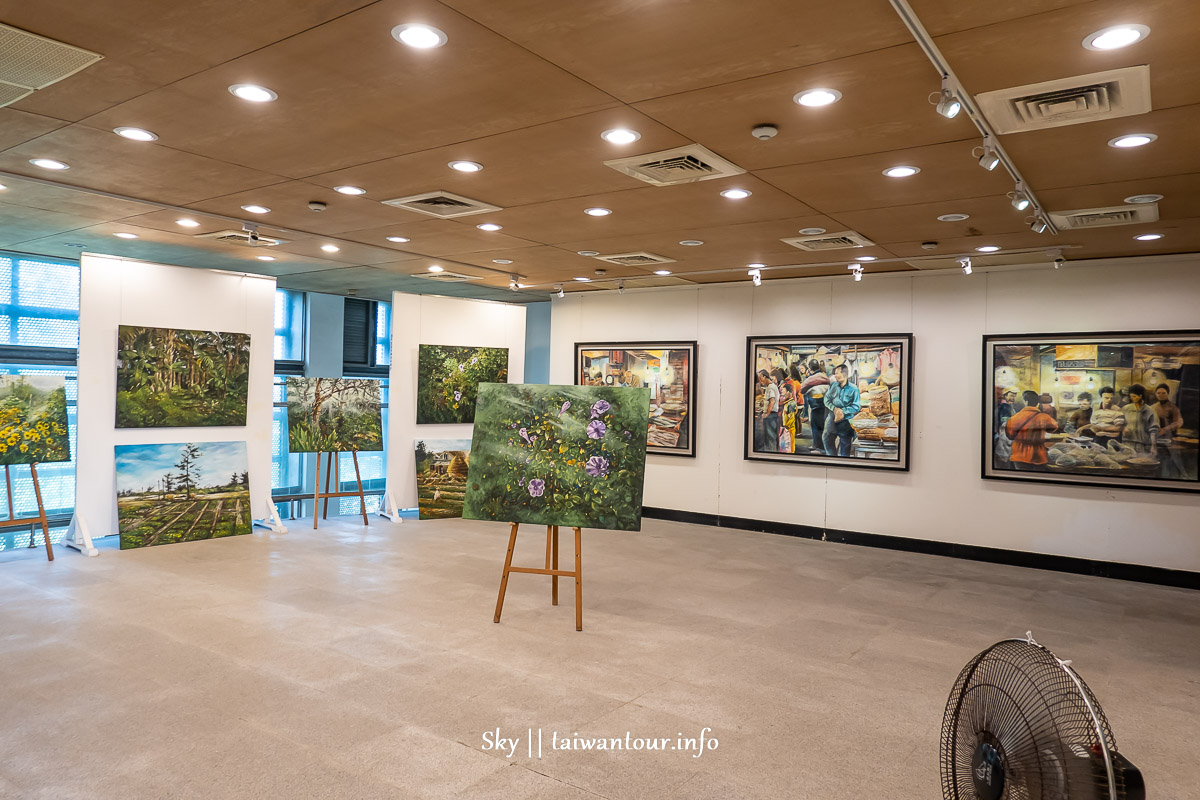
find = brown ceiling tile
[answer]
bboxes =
[0,109,68,151]
[0,203,112,248]
[757,139,1015,213]
[829,195,1031,243]
[183,181,417,235]
[907,0,1093,36]
[1035,173,1200,220]
[440,0,913,102]
[336,218,539,257]
[633,44,979,171]
[0,174,155,219]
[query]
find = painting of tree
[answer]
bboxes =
[0,375,71,466]
[416,345,509,424]
[285,377,383,453]
[115,325,251,428]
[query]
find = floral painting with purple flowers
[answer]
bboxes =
[416,344,509,424]
[462,384,651,531]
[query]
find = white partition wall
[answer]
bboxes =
[75,254,277,538]
[549,255,1200,574]
[387,293,527,509]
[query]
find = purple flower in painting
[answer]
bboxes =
[518,477,525,487]
[519,427,530,443]
[586,419,606,439]
[590,400,611,418]
[527,478,545,497]
[584,456,609,478]
[471,357,478,364]
[454,391,462,402]
[458,363,465,372]
[525,456,532,463]
[559,401,571,415]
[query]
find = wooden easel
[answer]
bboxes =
[493,523,584,631]
[0,464,53,561]
[312,450,368,529]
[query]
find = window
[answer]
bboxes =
[342,297,389,376]
[375,301,392,366]
[271,377,303,496]
[0,255,80,349]
[274,288,304,368]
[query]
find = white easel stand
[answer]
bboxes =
[64,514,99,557]
[253,499,288,534]
[378,490,405,524]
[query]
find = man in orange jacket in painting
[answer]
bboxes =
[1005,390,1060,470]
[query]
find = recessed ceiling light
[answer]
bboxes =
[584,207,612,216]
[574,277,592,282]
[392,23,448,49]
[228,84,277,102]
[720,189,752,199]
[937,213,970,222]
[256,255,276,261]
[794,88,842,107]
[1108,133,1157,148]
[1083,24,1150,51]
[448,160,482,172]
[114,127,158,142]
[113,232,138,239]
[29,158,68,170]
[175,218,200,228]
[1134,233,1163,241]
[320,244,340,252]
[855,256,877,262]
[0,183,6,190]
[492,259,513,265]
[577,250,599,256]
[747,262,765,269]
[798,227,826,235]
[976,245,1001,253]
[240,204,270,214]
[386,236,410,243]
[654,269,672,276]
[428,265,444,272]
[601,128,641,145]
[476,223,502,231]
[679,240,704,246]
[883,166,920,178]
[334,185,366,195]
[1123,194,1163,204]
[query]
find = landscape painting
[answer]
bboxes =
[286,377,383,453]
[416,344,509,424]
[115,441,251,549]
[414,439,471,520]
[463,384,651,531]
[0,375,70,465]
[116,325,250,428]
[576,341,697,457]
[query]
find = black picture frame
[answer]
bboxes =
[574,341,698,458]
[744,333,913,471]
[982,330,1200,493]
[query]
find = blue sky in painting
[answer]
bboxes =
[114,441,248,493]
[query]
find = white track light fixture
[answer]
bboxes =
[932,76,962,119]
[1010,184,1032,212]
[509,274,519,292]
[960,257,973,275]
[748,268,762,287]
[848,264,864,282]
[556,285,565,298]
[975,136,1000,171]
[616,280,626,295]
[1030,214,1050,234]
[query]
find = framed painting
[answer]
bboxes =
[0,375,70,465]
[745,334,912,470]
[416,344,509,424]
[415,438,471,520]
[462,383,651,531]
[983,331,1200,493]
[285,377,383,453]
[574,341,697,457]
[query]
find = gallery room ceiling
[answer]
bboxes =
[0,0,1196,301]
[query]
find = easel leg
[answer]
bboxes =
[30,464,52,562]
[322,452,334,520]
[494,522,519,623]
[551,526,559,606]
[312,450,322,530]
[352,450,367,526]
[574,527,582,632]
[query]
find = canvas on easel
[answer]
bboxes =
[0,375,71,560]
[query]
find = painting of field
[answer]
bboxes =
[417,344,509,424]
[286,377,383,453]
[0,374,70,465]
[116,325,250,428]
[115,441,251,550]
[415,439,471,520]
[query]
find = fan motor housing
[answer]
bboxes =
[970,742,1005,800]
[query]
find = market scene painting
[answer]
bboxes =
[416,344,509,424]
[745,335,911,470]
[463,384,651,531]
[575,342,697,457]
[414,438,471,520]
[985,333,1199,491]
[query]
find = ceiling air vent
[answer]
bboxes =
[975,66,1151,134]
[781,231,875,251]
[604,144,745,187]
[196,230,288,247]
[411,270,480,283]
[593,252,676,267]
[1049,203,1159,229]
[0,23,103,108]
[381,191,501,219]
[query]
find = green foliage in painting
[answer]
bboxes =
[286,377,383,453]
[416,345,509,424]
[463,384,651,531]
[116,325,250,428]
[0,375,70,465]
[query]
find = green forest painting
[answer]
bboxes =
[115,441,251,549]
[0,375,70,465]
[416,344,509,424]
[463,384,651,531]
[116,325,250,428]
[415,438,471,520]
[286,377,383,453]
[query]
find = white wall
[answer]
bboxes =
[76,254,277,537]
[548,254,1200,573]
[387,293,527,508]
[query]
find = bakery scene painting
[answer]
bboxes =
[984,332,1199,492]
[745,334,912,471]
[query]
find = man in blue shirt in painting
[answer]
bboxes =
[822,363,860,457]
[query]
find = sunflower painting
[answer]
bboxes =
[0,375,70,465]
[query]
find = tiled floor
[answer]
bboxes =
[1,516,1196,799]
